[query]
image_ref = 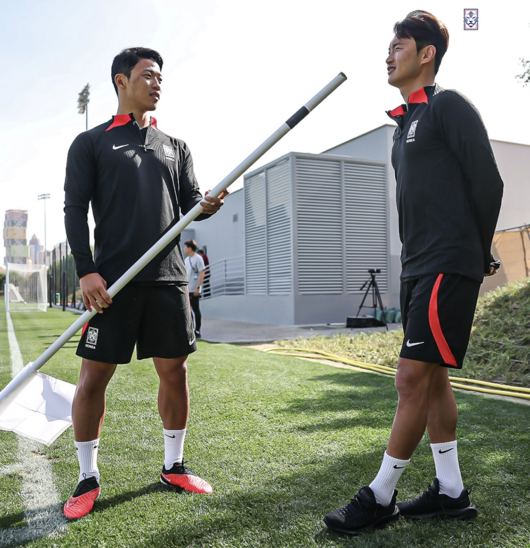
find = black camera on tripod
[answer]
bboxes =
[346,268,388,329]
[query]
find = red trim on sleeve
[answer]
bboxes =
[105,114,132,132]
[409,87,429,104]
[388,105,405,118]
[428,274,458,367]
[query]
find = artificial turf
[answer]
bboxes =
[1,302,530,547]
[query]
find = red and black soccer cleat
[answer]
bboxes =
[63,476,100,519]
[160,461,213,494]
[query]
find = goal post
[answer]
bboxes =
[5,262,48,313]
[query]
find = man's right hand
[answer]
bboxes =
[80,273,112,313]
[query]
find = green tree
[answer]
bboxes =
[516,58,530,86]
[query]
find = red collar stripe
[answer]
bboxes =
[105,114,133,132]
[388,105,405,118]
[409,87,429,104]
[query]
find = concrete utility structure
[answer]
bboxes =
[189,124,530,325]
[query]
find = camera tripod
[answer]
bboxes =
[355,269,387,329]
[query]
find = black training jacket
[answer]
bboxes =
[387,84,503,282]
[64,114,208,284]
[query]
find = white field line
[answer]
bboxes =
[0,312,67,547]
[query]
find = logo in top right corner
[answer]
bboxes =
[464,9,479,30]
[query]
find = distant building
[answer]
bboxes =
[189,125,530,325]
[3,210,29,265]
[29,234,41,264]
[37,249,53,266]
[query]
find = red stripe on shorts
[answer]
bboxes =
[428,274,458,367]
[81,322,89,336]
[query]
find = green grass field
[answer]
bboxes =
[1,302,530,547]
[276,278,530,388]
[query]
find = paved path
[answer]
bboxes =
[56,305,401,345]
[198,317,401,344]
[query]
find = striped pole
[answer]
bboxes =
[0,72,347,414]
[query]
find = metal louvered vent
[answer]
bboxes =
[344,163,388,293]
[245,153,387,298]
[245,172,267,294]
[245,159,292,295]
[295,158,343,294]
[295,156,387,295]
[266,160,292,295]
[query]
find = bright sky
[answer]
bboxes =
[1,0,529,253]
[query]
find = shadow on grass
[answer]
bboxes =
[115,453,486,548]
[91,482,186,514]
[5,343,530,547]
[280,371,396,432]
[0,510,25,529]
[0,483,185,547]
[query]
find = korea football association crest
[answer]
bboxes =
[464,9,478,30]
[85,327,99,349]
[163,145,176,161]
[406,120,418,143]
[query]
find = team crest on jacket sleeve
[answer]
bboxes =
[406,120,418,143]
[163,145,176,161]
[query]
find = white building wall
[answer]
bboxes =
[323,125,389,162]
[197,125,530,325]
[325,125,400,309]
[490,140,530,230]
[187,188,245,265]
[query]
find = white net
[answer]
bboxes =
[6,263,48,312]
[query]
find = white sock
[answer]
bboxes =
[75,439,100,483]
[369,451,410,506]
[164,428,186,469]
[431,440,464,498]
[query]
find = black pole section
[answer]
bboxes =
[65,241,69,308]
[48,269,52,308]
[59,243,62,307]
[60,243,63,309]
[72,269,76,309]
[62,271,66,312]
[52,248,56,305]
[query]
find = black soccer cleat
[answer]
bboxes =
[324,486,400,535]
[397,478,478,520]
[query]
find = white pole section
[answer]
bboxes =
[0,72,347,414]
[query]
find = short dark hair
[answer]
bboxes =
[111,47,163,95]
[184,239,198,252]
[393,11,449,75]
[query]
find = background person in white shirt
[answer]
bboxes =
[184,239,205,338]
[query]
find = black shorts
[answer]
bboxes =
[77,284,196,364]
[399,274,480,369]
